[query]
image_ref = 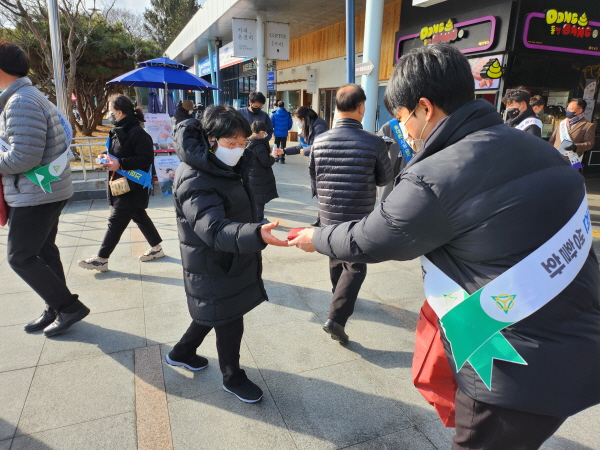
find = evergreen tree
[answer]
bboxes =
[143,0,200,50]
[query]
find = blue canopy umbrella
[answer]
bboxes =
[107,57,218,116]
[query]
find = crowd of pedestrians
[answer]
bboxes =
[2,39,600,449]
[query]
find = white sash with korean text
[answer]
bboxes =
[515,117,542,132]
[421,194,591,389]
[559,119,572,144]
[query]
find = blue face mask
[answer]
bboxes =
[565,111,576,119]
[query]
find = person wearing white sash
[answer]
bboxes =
[549,98,596,159]
[502,87,542,137]
[0,42,90,337]
[290,44,600,450]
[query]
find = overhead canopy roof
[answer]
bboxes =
[165,0,397,66]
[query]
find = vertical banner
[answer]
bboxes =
[267,71,276,90]
[266,22,290,60]
[145,114,174,150]
[232,18,258,58]
[155,154,181,196]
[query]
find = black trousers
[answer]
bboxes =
[328,258,367,326]
[172,317,246,386]
[98,207,162,259]
[452,388,566,450]
[274,137,287,149]
[7,200,78,312]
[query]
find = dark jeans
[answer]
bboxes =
[328,258,367,326]
[98,207,162,259]
[255,203,265,221]
[274,137,287,149]
[7,200,78,312]
[172,317,246,386]
[452,388,566,450]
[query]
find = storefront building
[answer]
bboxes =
[396,0,600,174]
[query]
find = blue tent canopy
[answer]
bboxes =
[107,65,217,91]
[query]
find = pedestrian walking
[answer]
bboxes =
[502,87,542,137]
[78,95,164,272]
[276,106,329,226]
[308,84,392,345]
[237,91,273,141]
[290,44,600,450]
[241,121,278,223]
[270,100,293,163]
[167,105,288,403]
[0,41,89,337]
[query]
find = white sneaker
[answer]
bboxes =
[78,255,109,272]
[139,247,165,262]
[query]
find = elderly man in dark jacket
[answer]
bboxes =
[291,45,600,450]
[309,84,393,344]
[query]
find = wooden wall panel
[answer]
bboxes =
[277,0,400,81]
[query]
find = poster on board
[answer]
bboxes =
[468,54,504,90]
[145,114,173,150]
[155,154,180,196]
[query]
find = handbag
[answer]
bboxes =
[0,174,8,226]
[412,299,458,428]
[109,171,131,196]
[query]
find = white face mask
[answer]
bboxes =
[402,107,429,153]
[214,146,244,166]
[297,121,303,129]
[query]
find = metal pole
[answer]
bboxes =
[47,0,68,114]
[164,83,169,115]
[256,11,267,95]
[194,53,201,104]
[207,41,217,105]
[346,0,355,84]
[361,0,384,132]
[214,39,222,105]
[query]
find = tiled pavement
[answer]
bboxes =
[1,155,600,450]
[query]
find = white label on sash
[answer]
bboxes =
[515,118,542,131]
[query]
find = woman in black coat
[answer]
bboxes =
[241,121,278,223]
[78,95,163,272]
[168,105,287,403]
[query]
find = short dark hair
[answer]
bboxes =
[109,94,145,122]
[202,105,252,139]
[502,89,530,106]
[293,106,319,124]
[385,44,473,116]
[530,95,545,107]
[335,84,366,112]
[249,91,266,104]
[251,120,267,134]
[569,98,587,111]
[277,100,285,108]
[0,41,30,77]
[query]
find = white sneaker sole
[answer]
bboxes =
[77,261,108,272]
[222,385,263,403]
[165,354,208,371]
[139,250,165,262]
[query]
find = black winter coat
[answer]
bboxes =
[172,119,267,327]
[286,117,329,156]
[309,118,393,225]
[107,116,154,209]
[506,106,541,137]
[241,137,278,205]
[312,99,600,417]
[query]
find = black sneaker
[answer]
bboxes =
[166,351,208,371]
[223,378,263,403]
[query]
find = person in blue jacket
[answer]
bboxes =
[270,101,293,164]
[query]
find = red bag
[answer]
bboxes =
[412,299,458,427]
[0,175,8,227]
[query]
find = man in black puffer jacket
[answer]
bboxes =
[503,87,542,137]
[309,84,392,344]
[291,45,600,450]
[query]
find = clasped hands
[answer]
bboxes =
[259,221,316,252]
[98,154,121,171]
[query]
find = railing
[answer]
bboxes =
[70,137,107,183]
